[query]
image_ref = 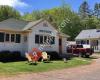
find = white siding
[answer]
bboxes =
[0,33,28,56]
[0,20,68,56]
[28,20,59,53]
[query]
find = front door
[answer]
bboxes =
[59,38,62,54]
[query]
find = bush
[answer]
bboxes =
[46,51,60,60]
[11,51,21,58]
[0,51,22,62]
[0,51,11,60]
[59,53,73,60]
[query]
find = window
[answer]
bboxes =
[35,35,55,45]
[11,34,15,42]
[35,35,39,44]
[0,32,4,42]
[44,36,47,43]
[81,40,86,44]
[15,34,21,43]
[76,41,81,44]
[5,34,10,42]
[40,35,43,44]
[51,37,55,44]
[48,36,55,44]
[97,29,100,32]
[87,40,89,44]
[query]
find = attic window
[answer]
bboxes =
[43,22,48,27]
[96,29,100,32]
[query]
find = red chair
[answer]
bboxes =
[26,48,42,64]
[32,48,42,60]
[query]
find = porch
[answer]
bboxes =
[76,39,100,52]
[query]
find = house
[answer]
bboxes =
[75,29,100,52]
[0,18,70,56]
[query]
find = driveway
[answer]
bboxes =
[1,54,100,80]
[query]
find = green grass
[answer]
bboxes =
[0,58,92,75]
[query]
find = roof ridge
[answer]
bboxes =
[82,29,96,31]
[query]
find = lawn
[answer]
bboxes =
[0,58,92,75]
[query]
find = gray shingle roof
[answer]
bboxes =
[0,18,70,38]
[75,29,100,40]
[0,18,45,31]
[0,18,28,31]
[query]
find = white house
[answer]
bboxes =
[0,18,70,56]
[75,29,100,52]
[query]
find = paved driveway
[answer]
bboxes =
[1,54,100,80]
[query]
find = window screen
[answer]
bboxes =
[0,32,4,42]
[15,34,21,43]
[11,34,15,42]
[5,34,10,42]
[35,35,39,44]
[40,35,43,44]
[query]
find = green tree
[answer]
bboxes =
[0,5,20,21]
[79,1,91,19]
[22,5,82,40]
[60,12,82,40]
[22,10,42,21]
[94,3,100,18]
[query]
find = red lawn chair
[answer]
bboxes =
[26,48,42,64]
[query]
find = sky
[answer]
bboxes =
[0,0,100,14]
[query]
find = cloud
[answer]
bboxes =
[0,0,29,7]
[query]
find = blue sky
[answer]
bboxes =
[0,0,100,14]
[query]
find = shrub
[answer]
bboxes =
[46,51,60,60]
[0,51,11,61]
[59,53,73,60]
[0,51,22,62]
[11,51,21,58]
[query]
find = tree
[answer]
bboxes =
[22,10,42,21]
[81,17,99,29]
[0,5,21,21]
[60,12,82,40]
[79,1,91,19]
[22,5,82,40]
[21,13,33,21]
[94,3,100,19]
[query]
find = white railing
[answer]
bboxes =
[91,46,98,51]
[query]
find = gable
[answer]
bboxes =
[30,20,58,37]
[23,19,57,32]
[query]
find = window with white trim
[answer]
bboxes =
[0,32,5,42]
[11,34,15,42]
[35,35,39,44]
[35,35,55,45]
[15,34,21,43]
[5,34,10,42]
